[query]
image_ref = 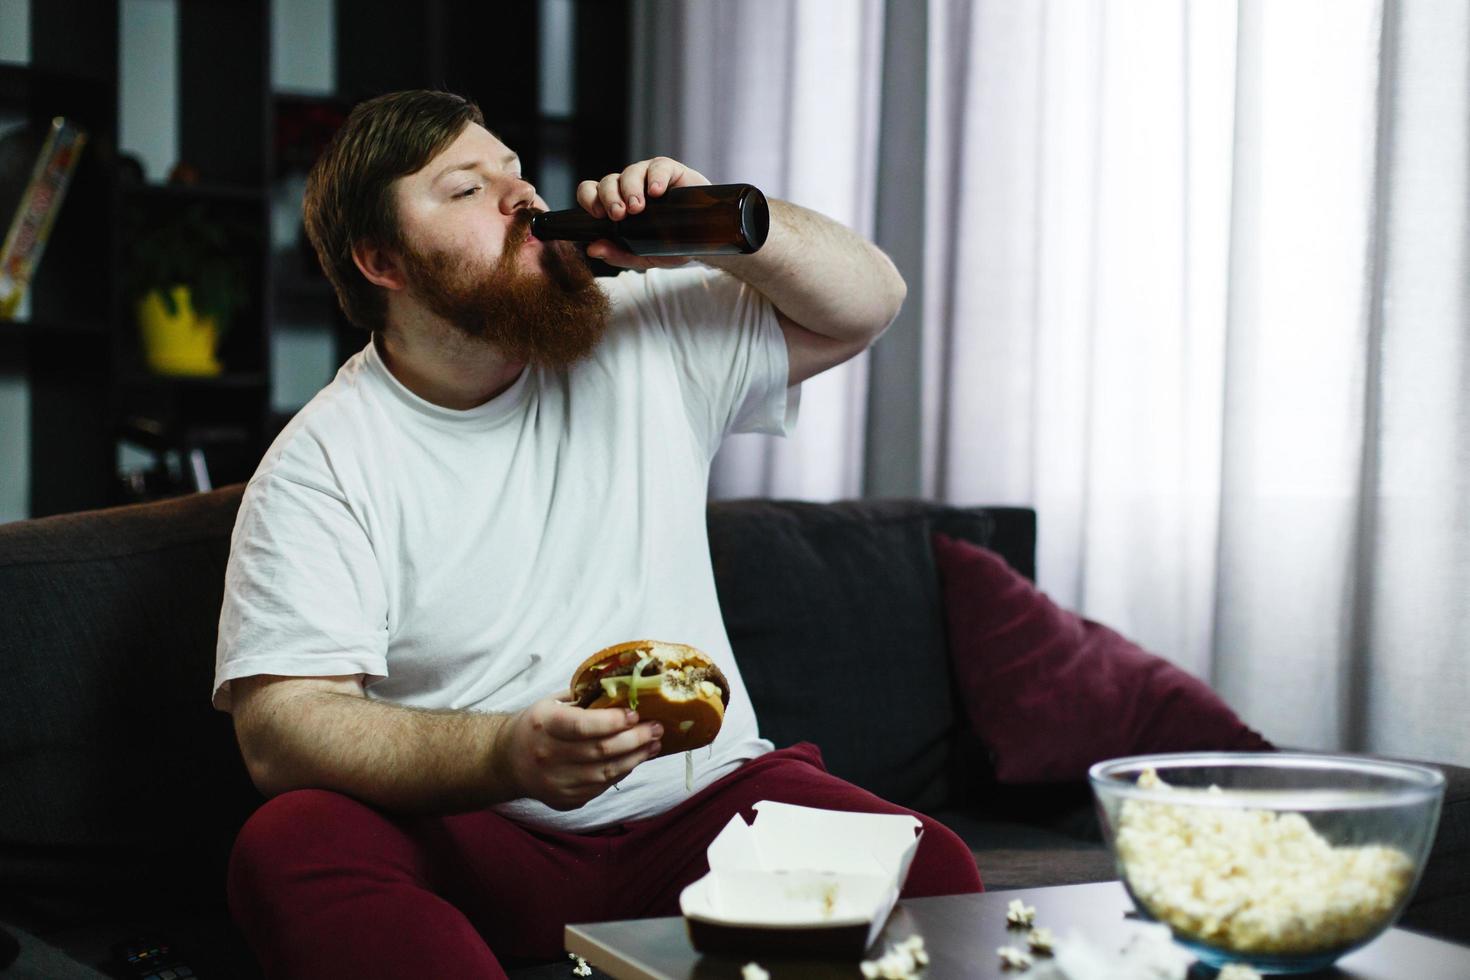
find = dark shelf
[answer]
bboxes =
[9,0,632,519]
[273,91,351,109]
[117,371,270,391]
[0,62,32,106]
[119,180,268,206]
[272,251,334,305]
[0,314,109,340]
[0,61,114,139]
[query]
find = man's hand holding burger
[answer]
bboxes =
[495,639,730,810]
[232,641,725,816]
[495,698,663,811]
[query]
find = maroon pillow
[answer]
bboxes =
[932,533,1272,783]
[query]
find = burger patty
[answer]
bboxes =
[575,661,724,709]
[575,659,652,707]
[659,665,718,699]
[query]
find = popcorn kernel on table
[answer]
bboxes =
[1218,965,1264,980]
[997,944,1033,970]
[1005,898,1037,927]
[860,935,929,979]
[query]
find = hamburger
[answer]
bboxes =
[570,640,730,758]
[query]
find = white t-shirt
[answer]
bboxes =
[213,265,799,832]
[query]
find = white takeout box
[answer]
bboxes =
[679,801,923,956]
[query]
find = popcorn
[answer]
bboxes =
[997,945,1033,970]
[1218,965,1264,980]
[1006,898,1038,927]
[1116,768,1415,955]
[861,935,929,979]
[741,963,770,980]
[1026,926,1055,954]
[1115,924,1196,977]
[568,952,593,977]
[1017,923,1196,980]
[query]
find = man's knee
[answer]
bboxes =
[906,816,983,897]
[227,791,505,977]
[230,789,418,899]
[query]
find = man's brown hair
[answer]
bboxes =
[303,90,485,333]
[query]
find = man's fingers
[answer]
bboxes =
[648,157,707,192]
[578,159,709,222]
[618,161,651,213]
[644,157,673,195]
[577,721,662,762]
[587,239,689,271]
[576,179,605,218]
[575,738,663,790]
[542,702,638,740]
[585,238,640,267]
[596,173,626,219]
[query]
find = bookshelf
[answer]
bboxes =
[1,0,631,518]
[0,0,120,518]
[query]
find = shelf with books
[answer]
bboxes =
[7,0,635,515]
[1,116,92,321]
[0,62,114,143]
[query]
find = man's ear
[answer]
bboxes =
[352,240,406,291]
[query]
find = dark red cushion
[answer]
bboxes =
[932,533,1272,783]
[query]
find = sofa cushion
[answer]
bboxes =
[0,487,259,929]
[707,501,1035,812]
[932,533,1272,784]
[928,808,1117,892]
[1387,755,1470,946]
[0,489,1033,937]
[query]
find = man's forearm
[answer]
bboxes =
[703,199,905,344]
[242,689,517,815]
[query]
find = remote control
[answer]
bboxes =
[111,938,196,979]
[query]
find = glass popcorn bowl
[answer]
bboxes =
[1089,752,1444,975]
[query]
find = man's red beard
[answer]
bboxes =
[399,209,612,367]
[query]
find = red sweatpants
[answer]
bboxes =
[228,743,982,979]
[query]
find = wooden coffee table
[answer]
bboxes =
[566,881,1470,979]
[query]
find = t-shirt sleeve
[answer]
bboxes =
[212,473,389,712]
[619,265,800,458]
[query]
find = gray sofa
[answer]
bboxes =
[0,487,1465,978]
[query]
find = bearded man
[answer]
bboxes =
[213,89,980,979]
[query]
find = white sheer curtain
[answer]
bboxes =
[922,0,1237,688]
[630,0,884,500]
[632,0,1470,767]
[924,0,1469,765]
[1355,0,1470,766]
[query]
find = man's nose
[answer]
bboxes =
[500,176,538,215]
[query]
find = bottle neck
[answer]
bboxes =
[530,209,618,244]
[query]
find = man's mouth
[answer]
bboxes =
[505,208,537,255]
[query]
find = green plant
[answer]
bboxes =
[127,203,250,333]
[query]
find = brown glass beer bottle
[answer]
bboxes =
[530,183,769,257]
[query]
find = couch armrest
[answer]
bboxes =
[1398,757,1470,945]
